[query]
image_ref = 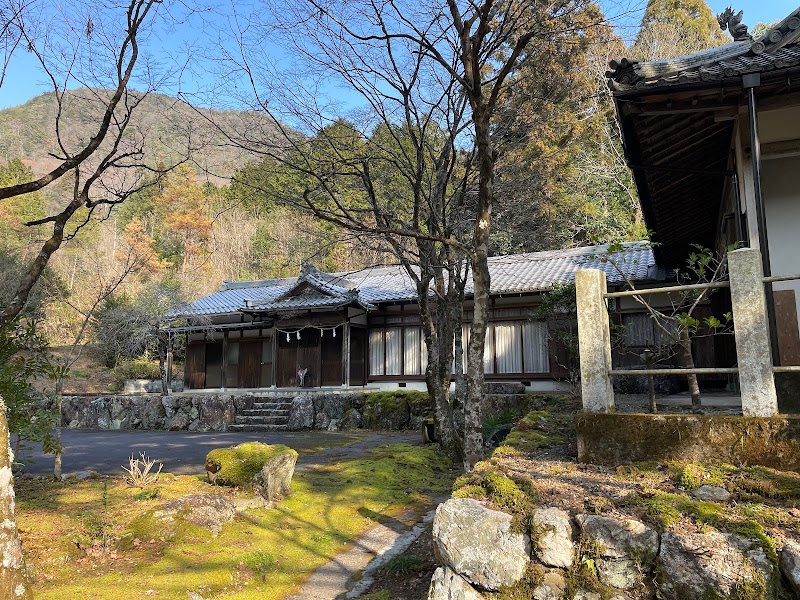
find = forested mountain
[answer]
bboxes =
[0,89,273,184]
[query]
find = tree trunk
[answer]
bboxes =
[418,277,461,463]
[54,378,64,480]
[0,396,32,599]
[677,328,701,411]
[462,106,493,470]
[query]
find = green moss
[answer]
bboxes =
[563,536,618,600]
[483,473,532,514]
[205,442,297,487]
[671,462,729,491]
[620,489,778,563]
[452,485,487,500]
[734,466,800,501]
[489,562,545,600]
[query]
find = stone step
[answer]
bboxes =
[235,415,289,425]
[252,402,293,409]
[228,423,289,432]
[240,408,291,417]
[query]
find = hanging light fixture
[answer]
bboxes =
[332,328,336,337]
[297,330,301,340]
[286,331,290,342]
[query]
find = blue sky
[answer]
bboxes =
[0,0,796,110]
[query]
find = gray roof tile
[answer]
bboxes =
[608,7,800,92]
[165,242,658,319]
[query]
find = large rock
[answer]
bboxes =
[287,395,315,430]
[532,507,574,568]
[780,540,800,595]
[575,514,659,561]
[339,408,363,430]
[323,394,345,419]
[428,566,485,600]
[432,498,530,591]
[576,514,658,590]
[253,451,297,501]
[168,412,190,431]
[657,532,774,599]
[151,494,235,536]
[142,397,166,428]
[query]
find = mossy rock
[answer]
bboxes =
[205,442,298,487]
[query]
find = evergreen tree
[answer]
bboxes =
[634,0,728,60]
[492,2,641,253]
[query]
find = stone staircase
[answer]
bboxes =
[229,398,294,432]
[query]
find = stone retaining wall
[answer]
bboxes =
[576,412,800,471]
[58,394,247,431]
[57,385,537,432]
[428,497,800,598]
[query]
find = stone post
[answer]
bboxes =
[576,269,615,412]
[728,247,778,417]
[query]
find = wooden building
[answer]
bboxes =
[163,243,664,391]
[607,6,800,367]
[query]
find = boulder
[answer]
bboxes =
[253,451,297,501]
[532,507,574,568]
[168,412,190,431]
[575,514,659,561]
[314,411,331,430]
[657,532,773,599]
[142,397,166,428]
[323,395,345,419]
[576,514,658,591]
[691,485,731,503]
[151,494,235,536]
[206,442,297,487]
[162,396,178,418]
[780,540,800,595]
[432,497,530,591]
[200,397,230,430]
[428,566,485,600]
[364,396,410,430]
[339,408,363,430]
[287,395,315,430]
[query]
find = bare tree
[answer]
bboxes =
[0,0,187,325]
[196,0,607,467]
[0,0,180,589]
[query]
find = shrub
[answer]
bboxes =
[112,358,162,387]
[205,442,298,487]
[243,551,277,582]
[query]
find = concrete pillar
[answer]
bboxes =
[576,269,615,413]
[728,247,778,417]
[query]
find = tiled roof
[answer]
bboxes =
[607,7,800,92]
[165,242,660,319]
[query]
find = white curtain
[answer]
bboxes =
[494,322,522,373]
[385,327,402,375]
[369,329,384,376]
[404,327,421,375]
[483,323,494,373]
[522,321,549,373]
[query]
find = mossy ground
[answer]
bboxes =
[17,441,456,599]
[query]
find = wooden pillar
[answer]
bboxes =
[270,332,277,388]
[343,320,351,388]
[221,330,228,391]
[166,331,173,392]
